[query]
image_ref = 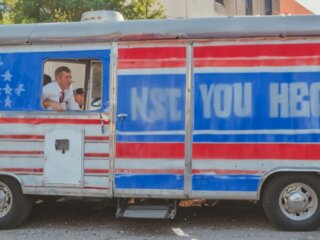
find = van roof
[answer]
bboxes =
[1,15,320,45]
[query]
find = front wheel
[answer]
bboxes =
[0,177,33,229]
[262,173,320,231]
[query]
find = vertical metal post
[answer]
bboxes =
[184,42,194,197]
[109,42,118,196]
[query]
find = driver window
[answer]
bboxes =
[42,59,102,111]
[87,61,102,110]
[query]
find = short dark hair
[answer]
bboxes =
[55,66,71,79]
[43,74,52,86]
[75,88,84,95]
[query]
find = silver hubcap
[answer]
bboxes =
[279,183,318,221]
[0,182,13,217]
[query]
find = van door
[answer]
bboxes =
[114,44,187,198]
[40,49,111,196]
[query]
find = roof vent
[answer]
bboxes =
[81,10,124,22]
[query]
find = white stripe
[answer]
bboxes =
[84,176,109,188]
[0,44,110,53]
[85,142,109,154]
[0,142,43,152]
[116,130,185,136]
[0,158,43,169]
[0,124,109,136]
[118,68,186,75]
[193,159,320,172]
[194,129,320,135]
[194,66,320,73]
[84,160,109,170]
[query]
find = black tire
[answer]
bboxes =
[0,177,33,229]
[262,173,320,231]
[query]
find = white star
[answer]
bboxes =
[1,70,13,82]
[3,84,12,95]
[4,95,12,108]
[15,84,25,96]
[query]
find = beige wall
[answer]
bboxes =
[162,0,217,18]
[214,0,268,16]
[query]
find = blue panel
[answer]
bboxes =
[117,74,186,142]
[194,72,320,142]
[0,50,110,111]
[192,175,260,192]
[115,174,184,190]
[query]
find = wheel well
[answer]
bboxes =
[259,171,320,201]
[0,174,23,189]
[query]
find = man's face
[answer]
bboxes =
[75,93,84,105]
[57,71,72,90]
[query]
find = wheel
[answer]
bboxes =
[0,177,33,229]
[262,173,320,231]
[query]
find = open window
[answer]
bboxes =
[42,59,102,111]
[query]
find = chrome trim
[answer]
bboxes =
[184,42,194,197]
[109,42,118,197]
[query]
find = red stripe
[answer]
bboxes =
[193,143,320,160]
[119,60,185,69]
[0,150,43,155]
[85,136,109,141]
[84,153,109,158]
[119,47,186,60]
[192,169,264,175]
[0,118,109,125]
[0,135,44,140]
[118,47,186,69]
[194,57,320,67]
[84,169,109,174]
[115,168,184,174]
[116,143,185,159]
[0,168,43,173]
[194,43,320,58]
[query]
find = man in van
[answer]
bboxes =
[42,66,80,112]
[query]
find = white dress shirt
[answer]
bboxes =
[42,81,80,111]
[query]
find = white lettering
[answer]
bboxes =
[167,89,182,121]
[200,83,252,119]
[214,84,232,118]
[270,83,289,118]
[130,87,182,123]
[290,82,310,117]
[131,87,150,122]
[310,82,320,117]
[199,84,214,119]
[234,83,252,117]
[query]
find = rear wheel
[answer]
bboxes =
[0,177,33,229]
[262,174,320,231]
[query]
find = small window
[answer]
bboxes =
[215,0,224,6]
[246,0,253,15]
[42,59,102,112]
[265,0,273,15]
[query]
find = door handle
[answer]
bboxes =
[117,113,128,120]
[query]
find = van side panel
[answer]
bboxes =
[191,40,320,199]
[0,48,111,197]
[115,44,187,197]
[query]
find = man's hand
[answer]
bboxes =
[42,99,64,112]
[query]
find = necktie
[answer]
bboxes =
[59,91,65,103]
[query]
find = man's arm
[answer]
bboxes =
[42,99,64,112]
